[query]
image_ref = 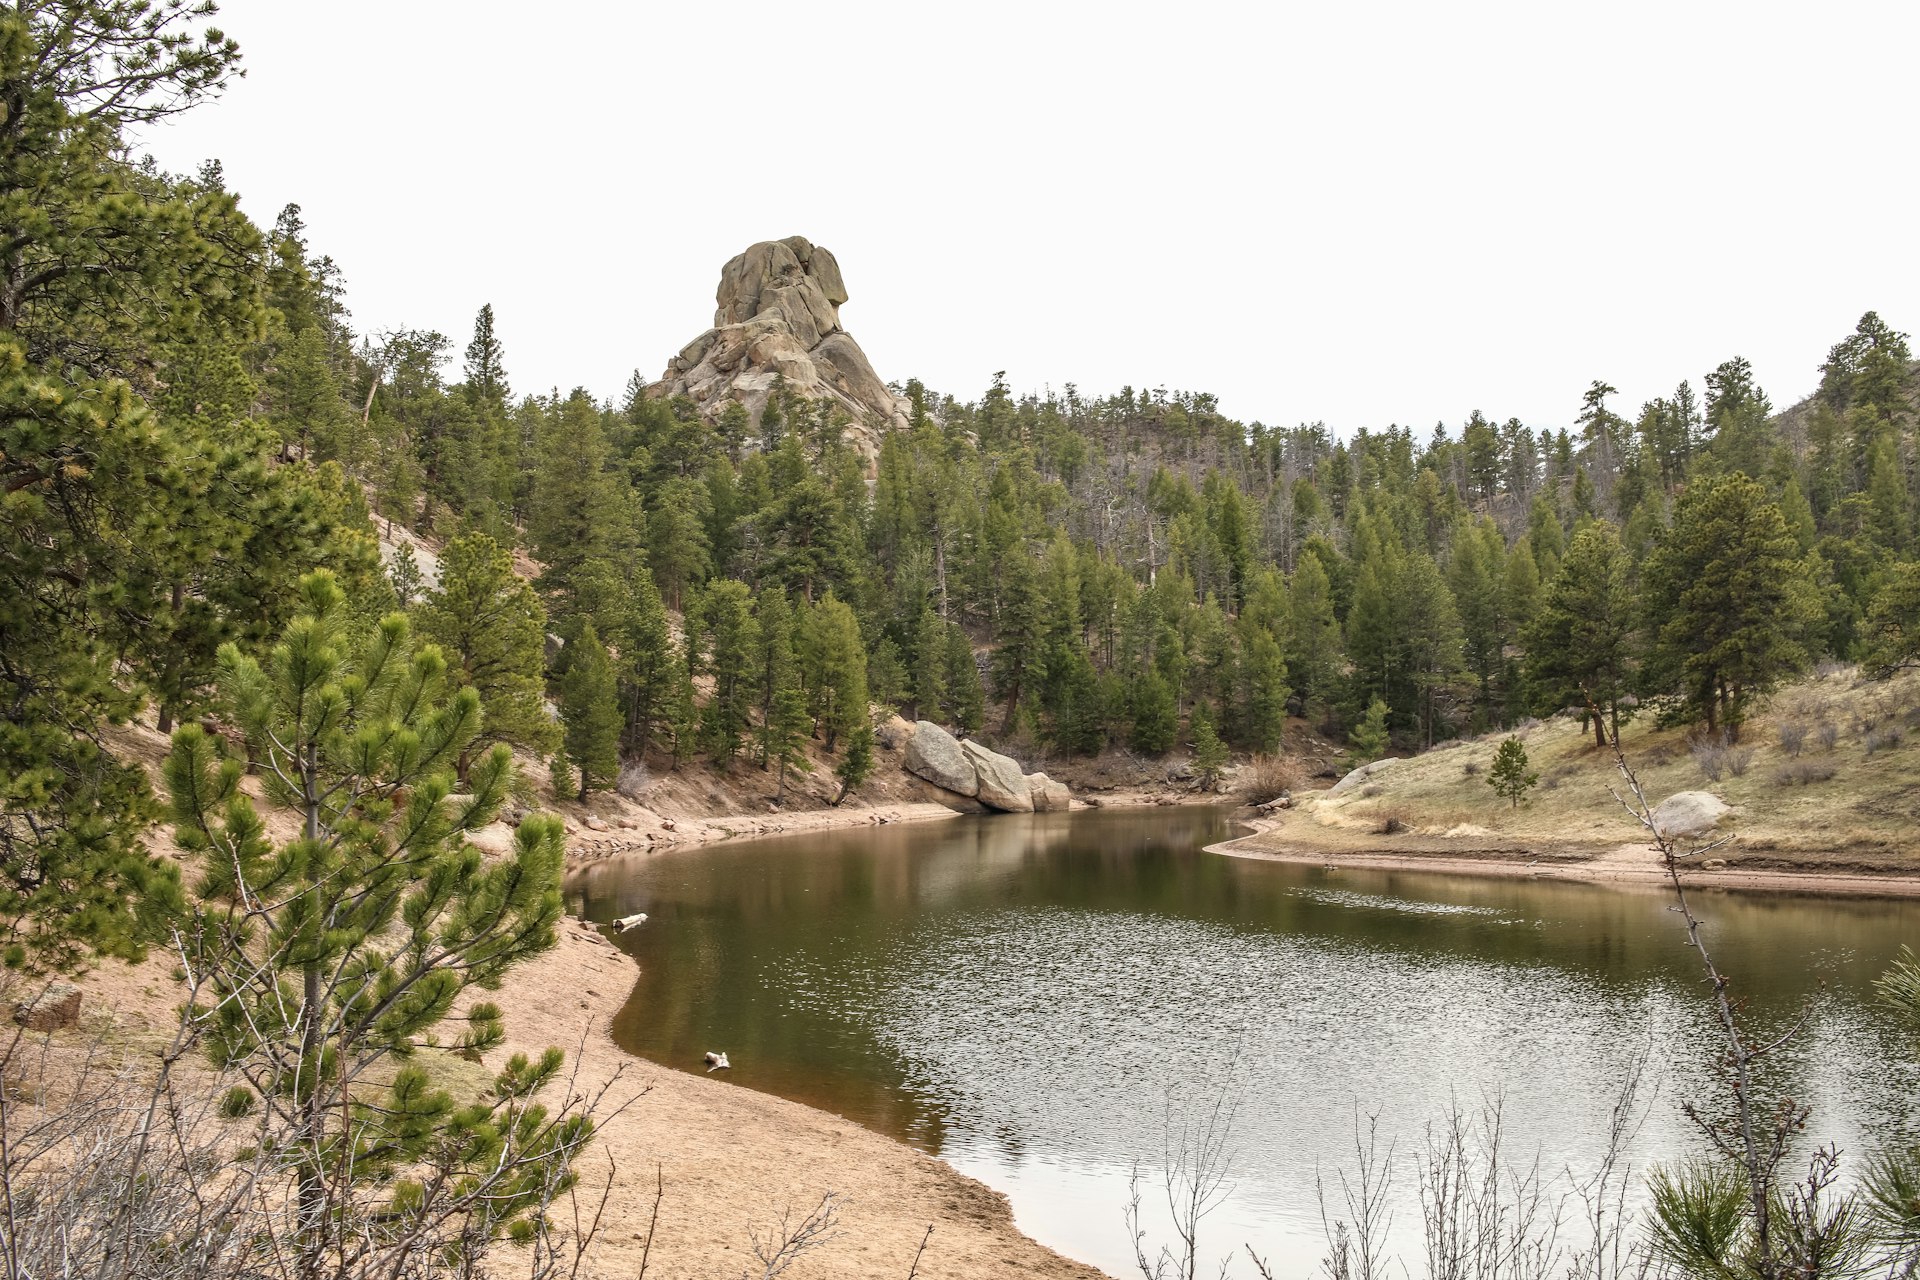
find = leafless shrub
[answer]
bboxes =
[1237,754,1303,805]
[616,762,652,800]
[1816,722,1838,752]
[1462,761,1482,778]
[1127,1085,1239,1280]
[1376,812,1408,835]
[1725,746,1754,777]
[744,1191,845,1279]
[1416,1098,1562,1280]
[1778,722,1807,758]
[1867,726,1905,756]
[1691,740,1727,783]
[1773,761,1838,787]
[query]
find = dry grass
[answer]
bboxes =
[1298,666,1920,869]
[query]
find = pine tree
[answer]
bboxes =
[833,722,875,805]
[912,604,948,722]
[1190,700,1230,790]
[462,303,510,405]
[558,621,620,798]
[754,590,797,750]
[387,542,424,608]
[1287,551,1341,710]
[766,683,813,801]
[801,592,869,754]
[416,532,560,769]
[1487,737,1539,808]
[164,572,584,1270]
[695,580,758,767]
[1644,473,1819,736]
[1525,523,1638,746]
[991,549,1046,731]
[1350,696,1391,761]
[618,564,677,759]
[1131,669,1178,754]
[944,623,985,735]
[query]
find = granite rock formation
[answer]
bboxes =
[648,237,908,467]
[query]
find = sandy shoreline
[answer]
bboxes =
[488,922,1107,1280]
[1208,815,1920,899]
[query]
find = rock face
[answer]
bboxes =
[1652,791,1731,839]
[905,721,977,796]
[13,981,81,1032]
[1026,772,1073,813]
[1328,756,1400,798]
[962,740,1034,813]
[911,776,990,814]
[647,237,908,468]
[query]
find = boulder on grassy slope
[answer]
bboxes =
[905,721,977,796]
[1652,791,1731,840]
[962,740,1033,813]
[1327,757,1400,798]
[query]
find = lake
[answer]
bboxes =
[567,807,1920,1277]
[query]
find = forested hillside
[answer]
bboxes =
[7,0,1920,969]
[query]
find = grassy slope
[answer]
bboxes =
[1295,665,1920,873]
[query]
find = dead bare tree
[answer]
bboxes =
[743,1191,845,1280]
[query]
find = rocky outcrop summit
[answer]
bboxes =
[903,721,1069,815]
[647,237,908,466]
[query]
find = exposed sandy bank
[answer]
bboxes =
[485,922,1110,1280]
[1211,815,1920,899]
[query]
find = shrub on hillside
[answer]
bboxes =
[1866,726,1905,756]
[1778,722,1807,757]
[1692,740,1728,782]
[1816,722,1839,751]
[1238,753,1302,804]
[1772,760,1838,786]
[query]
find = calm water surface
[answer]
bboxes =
[568,808,1920,1277]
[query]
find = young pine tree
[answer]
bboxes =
[164,571,585,1272]
[834,722,875,806]
[1190,700,1230,791]
[1350,696,1391,762]
[1487,736,1539,808]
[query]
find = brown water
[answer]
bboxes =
[567,807,1920,1276]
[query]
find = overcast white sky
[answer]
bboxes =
[143,0,1920,435]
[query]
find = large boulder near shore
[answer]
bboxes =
[1027,772,1073,813]
[1652,791,1731,840]
[911,776,990,814]
[1328,757,1400,798]
[962,740,1033,813]
[906,721,977,795]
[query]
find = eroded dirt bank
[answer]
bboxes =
[1211,815,1920,899]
